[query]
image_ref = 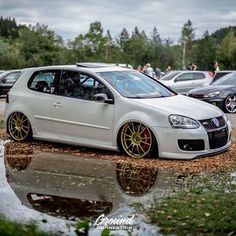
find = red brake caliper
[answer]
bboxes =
[142,129,150,151]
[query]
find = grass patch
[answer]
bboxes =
[0,117,4,129]
[147,172,236,236]
[0,215,54,236]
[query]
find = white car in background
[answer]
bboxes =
[160,71,213,95]
[4,63,231,159]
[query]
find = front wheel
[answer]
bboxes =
[7,112,32,141]
[120,122,157,158]
[224,95,236,113]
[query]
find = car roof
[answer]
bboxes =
[22,64,131,73]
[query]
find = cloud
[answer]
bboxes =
[0,0,235,43]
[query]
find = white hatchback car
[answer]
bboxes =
[4,63,231,159]
[160,71,212,95]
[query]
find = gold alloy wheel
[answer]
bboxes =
[120,122,153,158]
[116,163,158,196]
[8,112,31,141]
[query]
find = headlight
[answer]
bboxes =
[203,91,220,98]
[169,115,200,129]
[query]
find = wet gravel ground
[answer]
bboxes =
[1,128,236,173]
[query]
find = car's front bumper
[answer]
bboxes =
[153,120,232,160]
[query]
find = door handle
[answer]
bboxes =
[53,102,62,108]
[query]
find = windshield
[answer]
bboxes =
[160,72,181,81]
[98,71,175,98]
[212,72,236,86]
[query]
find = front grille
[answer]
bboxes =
[188,93,204,98]
[199,116,225,130]
[208,127,228,149]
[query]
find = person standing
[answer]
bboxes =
[212,61,220,76]
[144,63,154,77]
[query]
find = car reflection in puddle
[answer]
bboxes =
[2,144,184,235]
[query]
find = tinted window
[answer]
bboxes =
[98,71,174,98]
[28,71,59,94]
[213,73,236,86]
[4,72,21,82]
[59,70,112,101]
[212,72,230,83]
[175,73,194,82]
[160,72,181,81]
[193,73,205,80]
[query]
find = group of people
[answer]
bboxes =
[136,60,221,79]
[186,63,197,71]
[136,63,162,80]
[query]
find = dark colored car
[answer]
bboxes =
[187,72,236,113]
[0,70,21,95]
[212,70,236,83]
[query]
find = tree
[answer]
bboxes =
[194,31,216,70]
[116,28,130,50]
[148,26,163,69]
[180,20,195,68]
[16,24,61,67]
[216,28,236,69]
[71,21,109,62]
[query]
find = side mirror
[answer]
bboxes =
[93,93,114,104]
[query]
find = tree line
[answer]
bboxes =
[0,16,236,71]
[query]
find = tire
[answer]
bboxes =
[224,95,236,113]
[7,112,32,141]
[120,122,157,158]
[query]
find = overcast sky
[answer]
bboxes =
[0,0,236,43]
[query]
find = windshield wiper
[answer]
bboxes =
[127,95,167,99]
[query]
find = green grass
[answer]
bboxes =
[147,173,236,236]
[0,118,4,129]
[0,216,54,236]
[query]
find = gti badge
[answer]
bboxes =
[212,117,219,127]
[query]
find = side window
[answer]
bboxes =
[28,71,59,94]
[59,71,113,101]
[193,73,206,80]
[175,73,194,82]
[5,72,21,82]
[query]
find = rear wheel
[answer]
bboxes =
[120,122,157,158]
[224,95,236,113]
[8,112,32,141]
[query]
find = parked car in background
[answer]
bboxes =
[5,63,231,159]
[212,70,236,83]
[0,70,5,74]
[0,69,21,96]
[187,72,236,113]
[160,71,212,95]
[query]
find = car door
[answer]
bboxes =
[52,70,115,147]
[173,72,195,94]
[27,70,61,137]
[192,72,209,88]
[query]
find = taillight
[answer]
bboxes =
[6,92,9,103]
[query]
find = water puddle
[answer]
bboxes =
[0,143,202,235]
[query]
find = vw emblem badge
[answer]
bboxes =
[212,118,219,127]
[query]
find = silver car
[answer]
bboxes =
[160,71,213,95]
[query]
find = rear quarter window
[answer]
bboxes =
[28,70,60,94]
[193,73,206,80]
